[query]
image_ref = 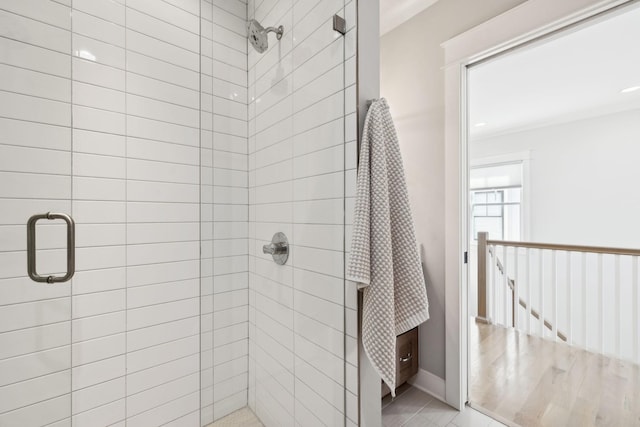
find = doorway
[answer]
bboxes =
[464,2,640,424]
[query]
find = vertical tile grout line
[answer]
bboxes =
[211,0,215,419]
[69,1,74,422]
[124,0,128,424]
[247,0,251,415]
[244,0,250,411]
[249,0,252,414]
[291,0,296,422]
[198,0,203,423]
[342,2,348,426]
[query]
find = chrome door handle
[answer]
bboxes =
[27,212,75,283]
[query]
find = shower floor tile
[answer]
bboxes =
[209,408,264,427]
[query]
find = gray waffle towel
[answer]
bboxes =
[347,98,429,396]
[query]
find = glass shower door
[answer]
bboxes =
[0,1,74,425]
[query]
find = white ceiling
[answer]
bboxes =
[469,4,640,140]
[379,0,440,35]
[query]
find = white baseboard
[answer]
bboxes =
[407,369,446,402]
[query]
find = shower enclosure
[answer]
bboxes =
[0,0,359,426]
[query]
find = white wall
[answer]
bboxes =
[0,1,248,425]
[246,0,358,426]
[471,109,640,248]
[379,0,526,380]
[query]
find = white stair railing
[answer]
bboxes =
[477,231,640,364]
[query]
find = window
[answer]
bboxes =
[472,190,504,240]
[471,188,521,240]
[470,162,523,241]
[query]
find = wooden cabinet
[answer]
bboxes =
[381,327,419,397]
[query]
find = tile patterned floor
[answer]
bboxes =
[208,408,263,427]
[382,385,508,427]
[210,386,508,427]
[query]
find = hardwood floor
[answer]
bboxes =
[469,319,640,426]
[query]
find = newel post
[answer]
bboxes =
[477,232,488,322]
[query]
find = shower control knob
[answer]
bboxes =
[262,242,286,255]
[262,232,288,265]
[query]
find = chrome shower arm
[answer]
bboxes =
[264,25,284,40]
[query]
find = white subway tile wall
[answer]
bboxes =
[0,0,246,425]
[0,2,74,426]
[0,0,358,425]
[247,0,358,426]
[124,1,202,426]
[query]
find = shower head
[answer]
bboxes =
[247,19,284,54]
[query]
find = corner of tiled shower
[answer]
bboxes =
[199,0,251,425]
[201,0,360,425]
[243,0,359,426]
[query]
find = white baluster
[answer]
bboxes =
[551,250,557,342]
[514,247,519,329]
[615,255,621,358]
[598,253,604,354]
[526,248,531,335]
[566,252,572,345]
[539,249,544,338]
[582,252,587,350]
[487,246,495,323]
[492,245,498,323]
[634,256,639,364]
[503,245,509,328]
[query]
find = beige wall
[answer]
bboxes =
[380,0,526,379]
